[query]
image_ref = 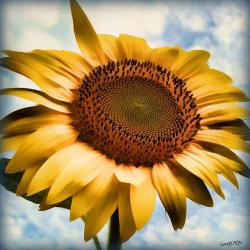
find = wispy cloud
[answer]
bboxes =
[1,187,97,250]
[2,177,249,250]
[124,177,249,250]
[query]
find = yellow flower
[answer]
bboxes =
[0,0,249,243]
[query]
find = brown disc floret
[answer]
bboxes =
[71,59,201,166]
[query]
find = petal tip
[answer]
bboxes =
[83,232,92,242]
[45,194,55,205]
[70,0,78,8]
[26,188,35,196]
[27,181,42,197]
[70,211,78,221]
[5,162,18,174]
[15,187,25,196]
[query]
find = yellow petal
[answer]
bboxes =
[115,164,147,186]
[0,134,29,153]
[170,50,210,79]
[119,34,150,61]
[199,103,250,125]
[208,119,250,140]
[209,152,249,179]
[194,85,249,105]
[27,143,85,195]
[205,152,239,188]
[167,159,213,207]
[98,34,125,61]
[174,151,225,198]
[70,0,106,66]
[150,47,181,69]
[0,88,70,113]
[16,166,40,195]
[1,106,58,127]
[197,94,249,108]
[130,169,156,230]
[201,116,249,126]
[186,69,233,91]
[70,159,116,221]
[118,183,136,242]
[32,49,90,79]
[46,145,105,204]
[3,50,80,89]
[84,178,118,241]
[187,144,239,188]
[0,56,72,102]
[195,129,250,153]
[196,141,250,178]
[1,106,71,137]
[152,163,187,230]
[38,193,54,211]
[6,124,77,174]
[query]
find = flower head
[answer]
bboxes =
[0,0,249,243]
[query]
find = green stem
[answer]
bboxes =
[107,209,122,250]
[93,236,102,250]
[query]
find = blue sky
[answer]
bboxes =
[0,0,249,249]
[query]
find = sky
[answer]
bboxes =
[0,0,249,249]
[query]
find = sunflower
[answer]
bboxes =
[0,0,249,245]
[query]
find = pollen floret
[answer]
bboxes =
[72,59,200,166]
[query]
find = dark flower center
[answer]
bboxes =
[71,59,200,166]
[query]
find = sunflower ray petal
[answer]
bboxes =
[0,134,29,153]
[115,165,147,186]
[195,141,250,178]
[70,0,106,65]
[28,143,85,196]
[167,159,213,207]
[84,178,118,241]
[16,166,40,195]
[0,88,70,113]
[6,124,77,174]
[98,34,125,61]
[0,56,73,101]
[195,129,250,153]
[150,47,181,69]
[119,34,150,61]
[70,160,116,221]
[130,168,156,230]
[152,163,187,230]
[118,183,137,242]
[174,152,225,199]
[46,146,105,204]
[170,50,210,79]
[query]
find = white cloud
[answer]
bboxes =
[3,1,60,29]
[4,27,62,51]
[2,1,63,51]
[124,177,249,250]
[82,2,169,38]
[171,7,208,32]
[20,4,60,28]
[3,178,248,250]
[4,216,23,239]
[0,70,38,90]
[219,213,243,232]
[209,3,247,46]
[22,28,61,51]
[180,15,206,32]
[188,2,248,86]
[1,188,96,250]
